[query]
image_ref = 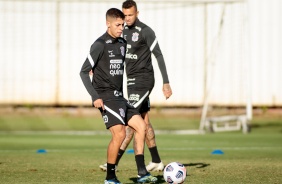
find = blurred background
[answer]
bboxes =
[0,0,281,113]
[1,2,281,182]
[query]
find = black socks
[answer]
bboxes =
[135,154,148,176]
[149,146,161,163]
[106,163,116,180]
[115,149,125,166]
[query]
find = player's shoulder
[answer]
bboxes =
[137,20,155,35]
[89,33,108,52]
[136,19,150,31]
[93,34,107,45]
[94,32,120,45]
[124,19,151,33]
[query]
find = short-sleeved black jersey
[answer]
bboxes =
[80,32,127,102]
[123,19,169,90]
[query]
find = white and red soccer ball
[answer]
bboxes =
[163,162,187,184]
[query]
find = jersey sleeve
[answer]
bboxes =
[142,27,169,84]
[79,40,104,102]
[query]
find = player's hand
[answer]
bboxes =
[163,83,172,99]
[93,99,105,110]
[89,70,93,76]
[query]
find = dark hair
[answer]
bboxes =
[122,0,137,10]
[106,8,125,20]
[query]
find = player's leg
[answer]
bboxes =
[141,101,164,172]
[99,119,135,172]
[115,126,134,165]
[127,115,146,155]
[142,112,157,149]
[100,90,150,171]
[120,126,135,150]
[100,100,126,184]
[113,89,149,165]
[127,114,157,183]
[107,125,126,163]
[106,124,126,181]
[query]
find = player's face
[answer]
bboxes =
[122,7,138,26]
[107,17,124,38]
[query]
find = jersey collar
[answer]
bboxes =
[104,32,124,44]
[126,18,140,29]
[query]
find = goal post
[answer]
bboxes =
[196,0,252,133]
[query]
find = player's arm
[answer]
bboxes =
[143,27,172,99]
[79,41,104,105]
[142,27,169,84]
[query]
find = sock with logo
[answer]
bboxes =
[106,163,116,180]
[115,149,125,166]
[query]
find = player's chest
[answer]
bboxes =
[123,31,144,49]
[105,43,126,59]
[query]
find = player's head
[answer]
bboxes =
[106,8,125,38]
[122,0,139,26]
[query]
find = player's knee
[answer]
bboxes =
[133,118,146,133]
[137,121,146,134]
[113,130,126,143]
[128,115,146,132]
[120,131,126,141]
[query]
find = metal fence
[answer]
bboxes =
[0,0,281,107]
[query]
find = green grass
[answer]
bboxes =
[0,108,282,183]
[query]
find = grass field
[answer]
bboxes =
[0,107,282,184]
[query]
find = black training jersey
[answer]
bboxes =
[123,19,169,90]
[80,32,127,102]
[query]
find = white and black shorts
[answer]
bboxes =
[127,89,151,114]
[99,98,138,129]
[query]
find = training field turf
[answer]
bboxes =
[0,107,282,183]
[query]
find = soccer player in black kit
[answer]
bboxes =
[99,0,173,174]
[80,8,157,184]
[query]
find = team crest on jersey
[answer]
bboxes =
[132,32,139,42]
[120,46,125,56]
[119,108,125,118]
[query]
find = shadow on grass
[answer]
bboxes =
[250,122,282,133]
[251,122,282,128]
[183,162,210,168]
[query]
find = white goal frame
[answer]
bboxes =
[195,0,252,134]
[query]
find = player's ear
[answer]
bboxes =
[136,11,139,17]
[106,21,110,28]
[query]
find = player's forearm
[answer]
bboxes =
[155,54,169,84]
[79,71,100,102]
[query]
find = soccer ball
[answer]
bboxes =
[163,162,187,184]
